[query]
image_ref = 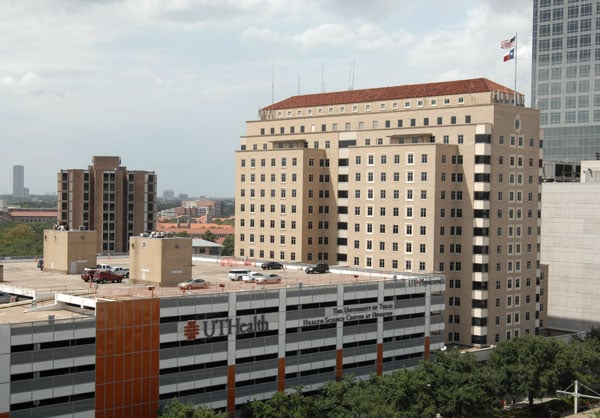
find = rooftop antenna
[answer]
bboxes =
[321,63,325,93]
[298,76,301,95]
[348,60,356,90]
[271,60,275,104]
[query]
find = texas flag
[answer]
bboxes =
[503,48,515,62]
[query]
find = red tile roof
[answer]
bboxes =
[262,78,516,111]
[155,222,234,235]
[9,211,58,218]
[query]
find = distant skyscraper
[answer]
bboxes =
[12,165,25,197]
[163,189,175,200]
[532,0,600,162]
[57,156,157,253]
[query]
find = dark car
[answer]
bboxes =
[261,261,284,270]
[0,291,12,304]
[305,263,329,274]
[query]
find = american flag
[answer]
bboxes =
[501,35,516,49]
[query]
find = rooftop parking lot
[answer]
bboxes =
[0,257,437,325]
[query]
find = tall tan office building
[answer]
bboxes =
[235,78,543,347]
[57,156,157,253]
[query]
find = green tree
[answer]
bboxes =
[415,350,500,418]
[157,200,182,212]
[158,398,227,418]
[213,218,234,226]
[244,352,502,418]
[489,335,561,407]
[175,231,190,238]
[314,376,367,418]
[326,376,402,418]
[0,221,53,256]
[245,387,318,418]
[221,235,234,256]
[201,230,217,242]
[586,327,600,343]
[555,332,600,393]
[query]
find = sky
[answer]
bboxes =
[0,0,533,198]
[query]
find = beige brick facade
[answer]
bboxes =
[129,236,192,286]
[235,78,543,347]
[42,229,97,274]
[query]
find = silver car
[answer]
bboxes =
[255,273,282,284]
[241,272,266,282]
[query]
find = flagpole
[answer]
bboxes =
[514,32,517,106]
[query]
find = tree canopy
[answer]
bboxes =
[159,399,228,418]
[0,221,53,257]
[200,230,217,242]
[220,235,234,256]
[243,351,501,418]
[489,335,562,407]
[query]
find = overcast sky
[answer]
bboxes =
[0,0,532,197]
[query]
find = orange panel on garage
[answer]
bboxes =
[96,299,160,418]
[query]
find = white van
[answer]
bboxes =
[228,268,251,281]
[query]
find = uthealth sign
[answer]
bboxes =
[182,315,269,341]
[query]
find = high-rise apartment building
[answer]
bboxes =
[13,164,25,197]
[532,0,600,162]
[57,156,157,253]
[235,78,542,346]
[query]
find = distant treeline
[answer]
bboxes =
[0,221,54,257]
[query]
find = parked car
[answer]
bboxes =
[81,268,98,282]
[261,261,284,270]
[178,278,210,290]
[96,264,113,270]
[228,269,251,281]
[0,291,12,304]
[241,272,266,282]
[111,267,130,278]
[305,263,329,274]
[92,269,124,284]
[255,273,282,284]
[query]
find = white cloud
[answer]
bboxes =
[292,24,355,48]
[0,0,536,196]
[0,72,46,95]
[239,27,289,44]
[241,22,413,51]
[354,24,413,50]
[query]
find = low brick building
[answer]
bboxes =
[42,229,97,274]
[129,235,192,286]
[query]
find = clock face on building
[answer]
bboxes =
[514,116,521,132]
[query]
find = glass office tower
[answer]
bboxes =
[532,0,600,162]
